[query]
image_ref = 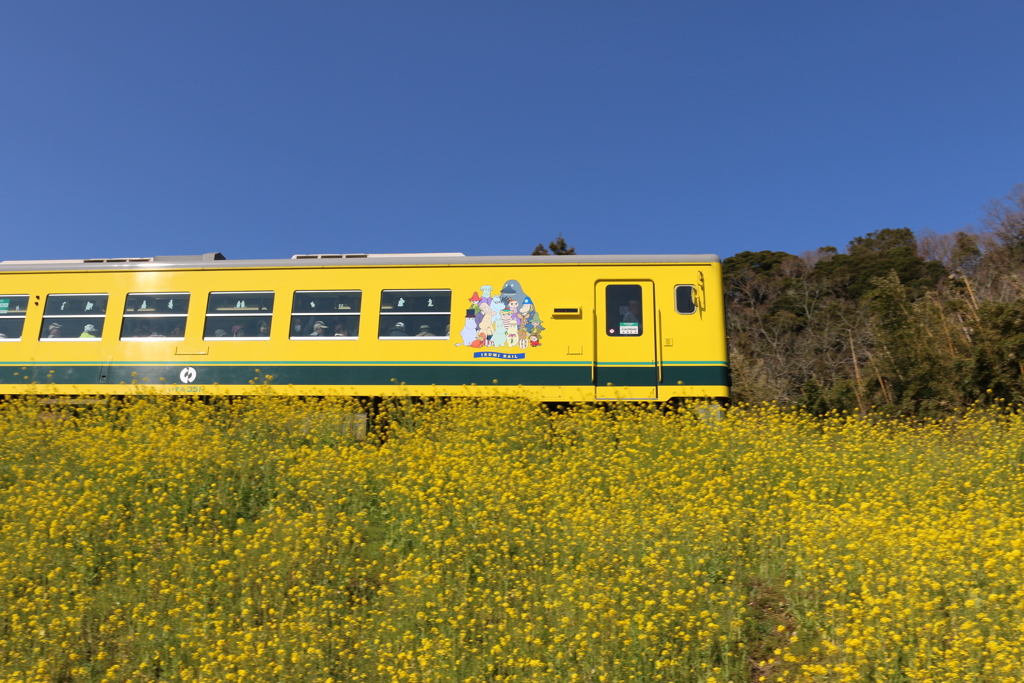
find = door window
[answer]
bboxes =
[605,284,643,336]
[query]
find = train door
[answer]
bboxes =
[595,281,658,400]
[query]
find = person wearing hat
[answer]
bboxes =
[47,322,62,338]
[231,324,245,337]
[80,324,98,338]
[310,321,328,336]
[387,321,407,336]
[415,324,434,337]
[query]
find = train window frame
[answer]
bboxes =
[290,290,362,340]
[203,291,275,340]
[0,295,30,341]
[39,293,109,342]
[605,284,644,337]
[675,285,697,315]
[378,289,452,339]
[120,292,191,341]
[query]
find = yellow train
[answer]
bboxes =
[0,252,729,401]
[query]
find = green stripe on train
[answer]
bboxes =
[661,365,730,387]
[0,363,729,388]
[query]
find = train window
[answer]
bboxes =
[121,293,190,340]
[204,292,274,340]
[291,291,361,339]
[379,290,451,338]
[675,285,697,314]
[40,294,109,341]
[0,295,29,341]
[605,285,643,336]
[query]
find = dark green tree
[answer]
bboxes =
[950,231,982,275]
[532,234,576,255]
[812,228,947,300]
[968,300,1024,403]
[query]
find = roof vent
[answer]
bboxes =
[292,253,366,259]
[2,257,153,264]
[152,252,226,262]
[291,252,465,259]
[82,257,154,263]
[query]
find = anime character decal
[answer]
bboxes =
[456,278,545,358]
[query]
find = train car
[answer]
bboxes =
[0,252,729,402]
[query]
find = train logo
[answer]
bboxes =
[458,279,545,356]
[179,367,197,384]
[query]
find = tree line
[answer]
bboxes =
[537,183,1024,414]
[724,184,1024,414]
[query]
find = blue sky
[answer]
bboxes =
[2,2,1022,261]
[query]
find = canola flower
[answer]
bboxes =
[1,396,1024,682]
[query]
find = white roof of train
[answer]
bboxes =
[0,252,720,272]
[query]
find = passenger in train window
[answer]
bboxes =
[623,300,642,323]
[231,324,246,337]
[415,324,434,337]
[387,321,406,336]
[48,323,62,338]
[311,321,327,336]
[333,322,349,337]
[214,329,227,337]
[169,324,184,337]
[257,320,270,337]
[149,323,165,337]
[80,324,98,338]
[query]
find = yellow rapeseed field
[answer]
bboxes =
[2,396,1024,682]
